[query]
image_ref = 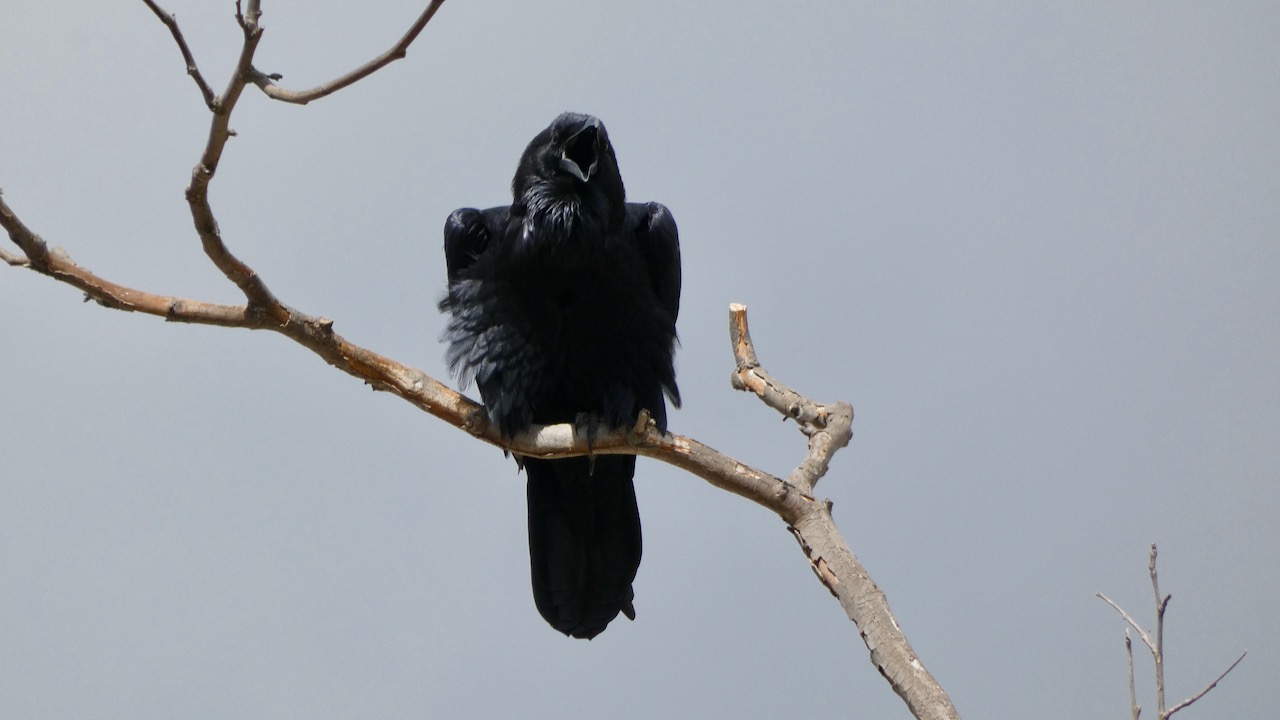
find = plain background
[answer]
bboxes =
[2,2,1277,718]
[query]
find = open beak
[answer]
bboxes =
[559,119,601,182]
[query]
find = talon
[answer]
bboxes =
[574,411,603,475]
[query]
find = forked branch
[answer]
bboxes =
[729,304,853,494]
[247,0,448,105]
[140,0,218,108]
[1098,544,1247,719]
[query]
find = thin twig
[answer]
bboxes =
[1150,544,1169,717]
[139,0,217,108]
[1100,546,1248,720]
[1166,651,1247,717]
[249,0,447,105]
[1126,631,1142,720]
[1096,592,1155,653]
[0,245,29,267]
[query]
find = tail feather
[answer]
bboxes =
[525,455,642,639]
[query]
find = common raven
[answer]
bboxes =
[438,113,681,639]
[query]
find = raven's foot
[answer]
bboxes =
[573,411,604,475]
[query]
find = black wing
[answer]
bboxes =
[626,202,681,328]
[443,206,510,283]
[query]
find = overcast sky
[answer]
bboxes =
[3,2,1277,718]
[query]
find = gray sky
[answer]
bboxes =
[3,2,1277,718]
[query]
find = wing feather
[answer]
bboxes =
[625,202,681,326]
[443,207,509,282]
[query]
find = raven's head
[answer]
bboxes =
[512,112,626,231]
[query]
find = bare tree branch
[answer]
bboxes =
[1150,544,1170,717]
[0,199,248,323]
[0,251,28,266]
[1099,545,1247,720]
[237,0,262,30]
[1096,592,1155,653]
[727,307,957,718]
[0,190,50,268]
[164,0,289,324]
[1166,651,1247,717]
[142,0,446,326]
[729,304,853,494]
[0,234,30,266]
[140,0,217,108]
[248,0,448,105]
[1126,631,1142,720]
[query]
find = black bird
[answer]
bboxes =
[438,113,681,639]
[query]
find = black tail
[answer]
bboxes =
[525,455,642,639]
